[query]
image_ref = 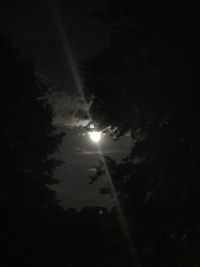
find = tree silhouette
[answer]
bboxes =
[0,34,64,208]
[0,33,133,267]
[83,1,200,266]
[0,34,65,266]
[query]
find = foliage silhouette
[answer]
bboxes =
[0,33,64,207]
[0,33,66,266]
[83,1,200,266]
[0,33,133,267]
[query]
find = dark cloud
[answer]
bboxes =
[76,149,129,155]
[48,92,90,128]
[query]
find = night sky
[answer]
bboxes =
[0,0,132,209]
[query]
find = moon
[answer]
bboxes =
[89,131,102,143]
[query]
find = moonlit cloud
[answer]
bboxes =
[48,92,90,128]
[75,147,129,156]
[88,168,96,172]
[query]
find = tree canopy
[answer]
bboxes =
[0,33,133,267]
[83,1,200,266]
[0,33,65,207]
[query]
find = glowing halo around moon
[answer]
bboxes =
[88,131,102,143]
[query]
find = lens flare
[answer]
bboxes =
[50,2,140,265]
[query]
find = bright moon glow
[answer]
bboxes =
[89,131,102,143]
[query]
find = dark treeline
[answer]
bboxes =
[1,0,200,266]
[1,203,130,266]
[83,1,200,267]
[0,34,132,266]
